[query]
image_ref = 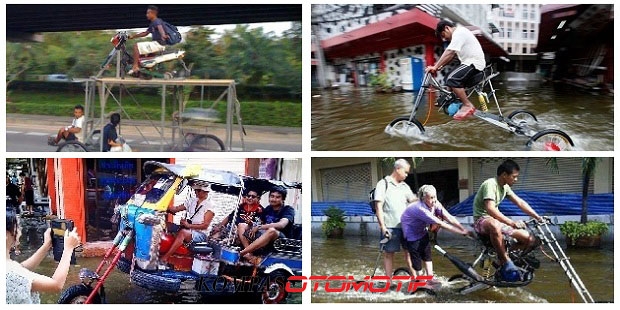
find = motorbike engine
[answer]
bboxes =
[437,92,455,110]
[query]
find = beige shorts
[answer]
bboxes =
[137,41,166,55]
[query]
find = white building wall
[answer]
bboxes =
[313,4,497,86]
[492,4,542,56]
[313,4,405,40]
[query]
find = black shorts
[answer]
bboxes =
[406,234,432,271]
[65,133,77,141]
[445,64,482,88]
[25,190,34,206]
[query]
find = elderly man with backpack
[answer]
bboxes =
[128,5,182,76]
[371,158,418,277]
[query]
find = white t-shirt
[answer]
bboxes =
[72,115,84,129]
[187,198,216,234]
[171,185,196,225]
[446,26,486,71]
[6,260,41,304]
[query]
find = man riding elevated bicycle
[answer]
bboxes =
[473,159,544,282]
[425,20,486,120]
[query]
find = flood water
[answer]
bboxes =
[311,80,614,151]
[311,234,614,303]
[12,244,301,304]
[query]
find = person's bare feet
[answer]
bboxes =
[453,105,476,120]
[243,253,261,265]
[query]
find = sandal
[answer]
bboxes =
[127,69,141,77]
[47,136,58,146]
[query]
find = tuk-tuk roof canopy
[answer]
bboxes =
[143,162,302,194]
[143,161,242,188]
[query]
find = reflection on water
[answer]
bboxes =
[14,248,300,304]
[311,234,613,303]
[311,81,613,151]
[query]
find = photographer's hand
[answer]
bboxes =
[43,227,53,250]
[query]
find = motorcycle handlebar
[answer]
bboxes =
[525,216,552,226]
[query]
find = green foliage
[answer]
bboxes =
[321,206,346,238]
[368,72,391,91]
[6,90,301,127]
[559,221,609,241]
[7,24,301,93]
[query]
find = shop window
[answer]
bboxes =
[86,159,139,241]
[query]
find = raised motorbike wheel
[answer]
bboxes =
[261,271,289,304]
[116,256,131,274]
[507,110,538,126]
[387,117,426,134]
[393,268,436,296]
[393,267,412,277]
[58,284,101,304]
[527,129,574,151]
[56,140,88,152]
[130,269,181,293]
[448,274,467,282]
[185,134,225,152]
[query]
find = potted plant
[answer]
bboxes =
[549,158,609,247]
[559,220,608,247]
[322,206,346,238]
[368,72,391,93]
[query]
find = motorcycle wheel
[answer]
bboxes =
[261,271,289,304]
[58,284,101,304]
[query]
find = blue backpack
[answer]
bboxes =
[163,21,182,45]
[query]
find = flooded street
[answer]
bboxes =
[13,246,301,304]
[311,80,613,151]
[311,234,614,303]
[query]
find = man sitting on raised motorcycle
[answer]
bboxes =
[239,187,295,264]
[160,183,215,269]
[127,5,169,76]
[473,159,543,282]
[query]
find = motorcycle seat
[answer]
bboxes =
[189,242,213,255]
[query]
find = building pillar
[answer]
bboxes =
[380,52,386,72]
[425,42,436,104]
[593,158,612,194]
[46,159,57,214]
[311,162,321,201]
[245,158,261,177]
[52,158,86,243]
[425,43,435,66]
[312,25,328,88]
[457,158,471,202]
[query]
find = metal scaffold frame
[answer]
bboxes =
[82,77,245,152]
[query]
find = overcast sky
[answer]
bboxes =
[154,21,294,39]
[208,21,293,37]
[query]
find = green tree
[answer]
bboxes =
[221,25,280,85]
[182,27,227,79]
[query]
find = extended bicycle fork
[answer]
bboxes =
[405,73,432,122]
[531,222,595,303]
[84,228,134,304]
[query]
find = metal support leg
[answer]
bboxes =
[161,84,166,152]
[99,81,107,152]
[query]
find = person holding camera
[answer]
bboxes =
[160,183,215,268]
[6,207,81,304]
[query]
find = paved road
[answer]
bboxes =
[6,114,302,152]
